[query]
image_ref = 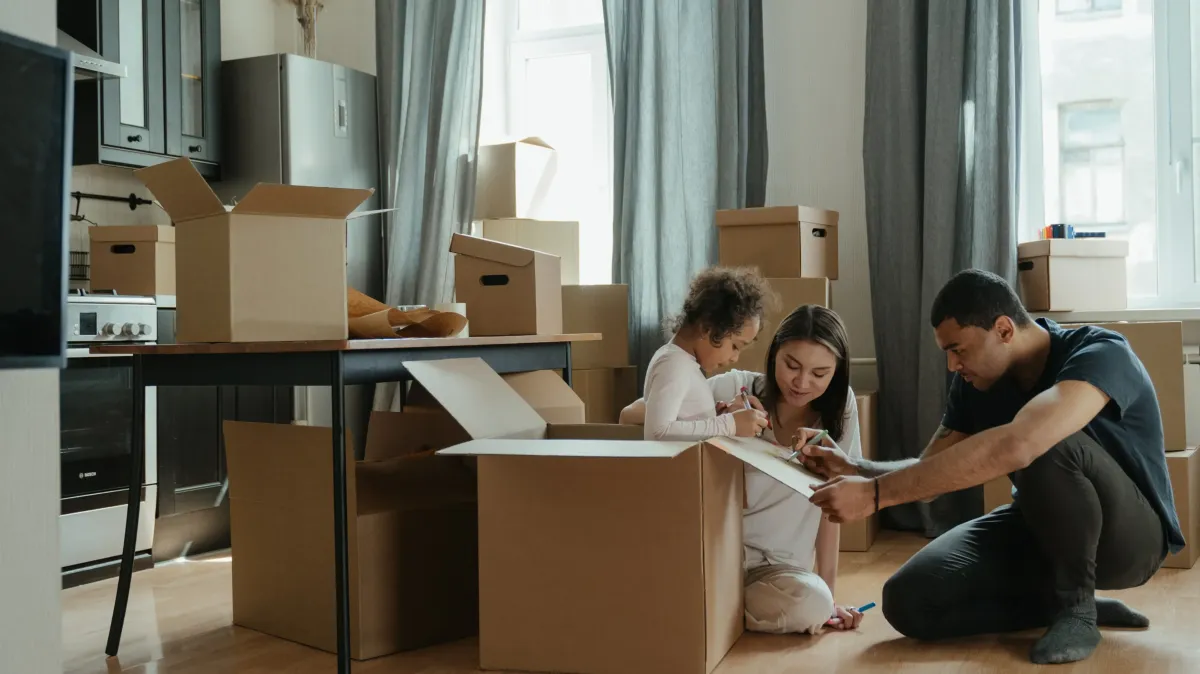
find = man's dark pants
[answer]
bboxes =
[882,432,1167,639]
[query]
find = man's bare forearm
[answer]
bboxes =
[851,457,919,478]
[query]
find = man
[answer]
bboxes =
[803,269,1181,665]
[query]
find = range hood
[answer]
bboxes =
[57,29,126,80]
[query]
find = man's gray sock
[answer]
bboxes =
[1096,597,1149,628]
[1030,601,1101,665]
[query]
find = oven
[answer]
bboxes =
[60,292,158,587]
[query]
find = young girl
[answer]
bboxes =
[642,266,772,441]
[624,305,865,634]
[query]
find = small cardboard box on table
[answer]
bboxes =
[411,358,823,674]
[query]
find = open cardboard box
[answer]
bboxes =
[223,421,479,660]
[411,358,824,674]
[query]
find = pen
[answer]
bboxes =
[740,386,772,431]
[825,602,876,626]
[784,428,829,462]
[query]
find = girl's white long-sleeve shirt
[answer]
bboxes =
[642,343,737,441]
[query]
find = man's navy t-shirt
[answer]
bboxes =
[942,318,1184,554]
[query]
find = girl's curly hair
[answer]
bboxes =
[664,266,776,345]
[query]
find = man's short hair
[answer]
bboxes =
[929,268,1032,330]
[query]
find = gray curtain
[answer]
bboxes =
[863,0,1019,536]
[374,0,485,410]
[604,0,768,383]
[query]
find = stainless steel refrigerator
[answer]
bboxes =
[216,53,383,451]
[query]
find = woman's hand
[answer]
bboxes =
[826,605,864,630]
[732,408,770,437]
[793,428,856,478]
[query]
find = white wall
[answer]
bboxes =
[221,0,376,75]
[0,6,64,674]
[761,0,874,386]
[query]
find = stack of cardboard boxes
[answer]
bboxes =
[562,284,639,422]
[980,320,1200,570]
[471,137,581,286]
[712,205,880,552]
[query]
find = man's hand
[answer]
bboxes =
[793,429,857,478]
[809,475,876,523]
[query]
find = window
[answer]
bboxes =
[1058,102,1126,225]
[481,0,614,284]
[1057,0,1123,15]
[1019,0,1200,306]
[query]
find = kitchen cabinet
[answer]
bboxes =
[59,0,221,178]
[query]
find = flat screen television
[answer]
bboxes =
[0,29,72,369]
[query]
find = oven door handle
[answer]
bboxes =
[67,347,133,359]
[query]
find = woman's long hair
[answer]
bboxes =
[753,305,851,441]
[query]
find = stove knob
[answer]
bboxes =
[100,323,117,336]
[138,323,152,336]
[120,323,139,337]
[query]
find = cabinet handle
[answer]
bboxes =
[188,144,202,153]
[127,134,142,142]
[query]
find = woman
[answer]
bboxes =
[620,304,865,634]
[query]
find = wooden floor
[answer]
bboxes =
[64,531,1200,673]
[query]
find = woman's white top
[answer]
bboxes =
[641,342,736,441]
[707,370,862,572]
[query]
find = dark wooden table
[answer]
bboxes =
[94,333,600,674]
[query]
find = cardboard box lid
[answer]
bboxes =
[1017,239,1129,259]
[136,156,373,223]
[483,135,555,151]
[423,358,829,494]
[88,225,176,243]
[449,232,555,268]
[135,157,227,223]
[231,183,373,220]
[715,205,838,228]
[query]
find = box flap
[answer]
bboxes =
[437,437,693,458]
[88,225,175,243]
[501,371,585,424]
[519,136,554,149]
[403,358,547,440]
[707,436,825,497]
[715,205,838,228]
[231,183,374,219]
[134,157,226,223]
[449,233,538,268]
[1017,239,1129,259]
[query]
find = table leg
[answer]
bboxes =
[106,355,146,656]
[562,343,573,386]
[330,352,352,673]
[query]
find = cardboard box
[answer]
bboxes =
[474,219,580,285]
[571,367,640,424]
[841,391,879,552]
[1165,448,1200,569]
[1063,321,1185,451]
[713,277,830,376]
[502,370,586,424]
[89,225,176,297]
[136,157,372,343]
[420,357,823,674]
[450,233,563,336]
[715,205,839,279]
[1185,364,1200,449]
[362,409,470,462]
[223,421,479,660]
[983,476,1014,511]
[1017,239,1129,312]
[474,136,557,219]
[562,284,631,369]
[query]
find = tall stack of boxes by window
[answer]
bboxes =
[1005,240,1200,569]
[713,206,879,552]
[461,136,638,421]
